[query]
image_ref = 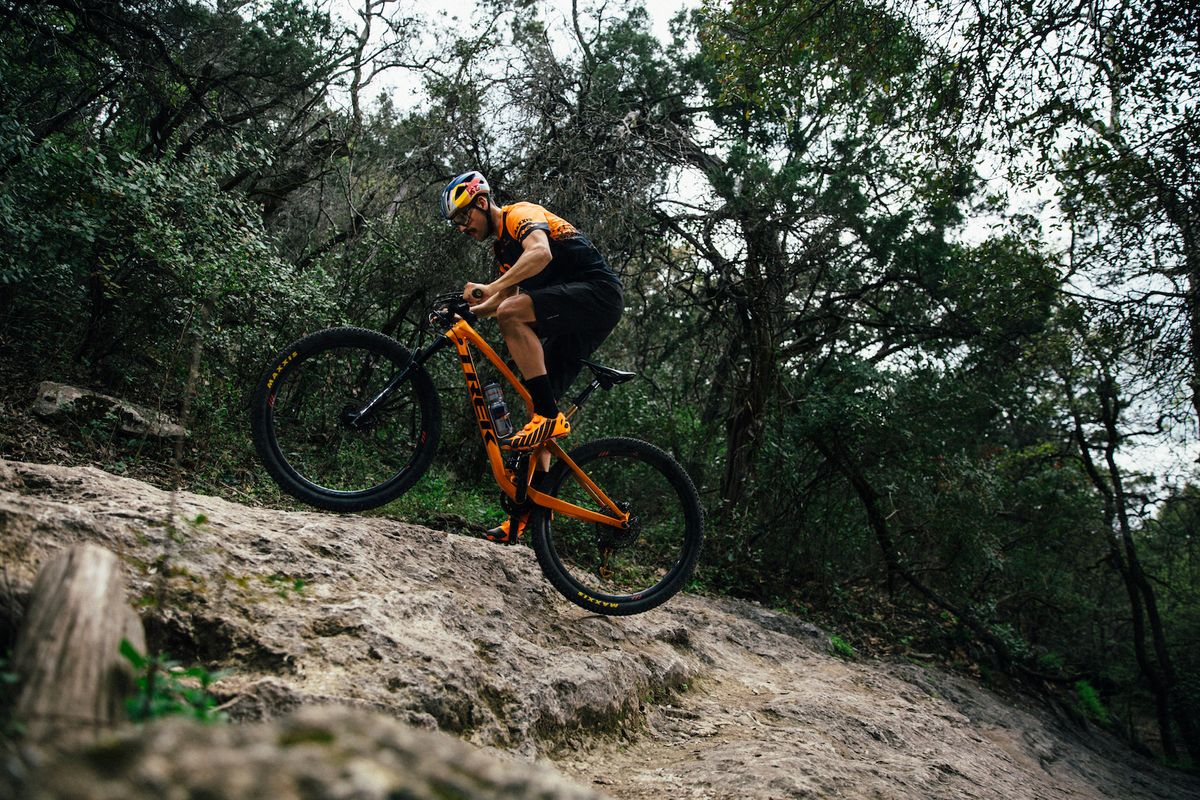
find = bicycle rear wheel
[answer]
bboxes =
[250,327,440,511]
[530,437,703,616]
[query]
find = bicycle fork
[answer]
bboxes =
[345,337,451,429]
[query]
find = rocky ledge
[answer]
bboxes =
[1,459,1197,799]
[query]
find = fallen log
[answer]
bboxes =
[12,543,145,742]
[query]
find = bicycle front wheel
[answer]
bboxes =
[249,327,440,511]
[530,437,703,616]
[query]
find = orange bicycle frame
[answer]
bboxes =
[445,319,629,529]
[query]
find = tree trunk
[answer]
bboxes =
[12,544,145,743]
[720,218,784,507]
[721,383,765,507]
[1064,368,1199,759]
[812,435,1016,670]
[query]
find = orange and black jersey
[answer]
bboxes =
[493,202,621,291]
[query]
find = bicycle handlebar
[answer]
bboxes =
[429,292,477,328]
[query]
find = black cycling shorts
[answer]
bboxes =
[527,280,623,398]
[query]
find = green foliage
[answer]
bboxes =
[829,635,856,660]
[265,573,308,598]
[1037,651,1065,673]
[120,639,229,724]
[700,0,938,129]
[1073,680,1111,726]
[1146,486,1200,747]
[383,466,498,532]
[0,131,332,354]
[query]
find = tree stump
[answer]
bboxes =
[12,543,145,742]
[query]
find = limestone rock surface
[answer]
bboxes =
[17,705,607,800]
[1,458,1198,800]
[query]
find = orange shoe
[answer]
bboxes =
[506,412,570,451]
[485,512,529,544]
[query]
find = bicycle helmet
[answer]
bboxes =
[440,171,491,220]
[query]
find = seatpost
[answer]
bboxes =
[565,378,602,419]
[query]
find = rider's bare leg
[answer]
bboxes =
[497,294,558,470]
[495,294,544,378]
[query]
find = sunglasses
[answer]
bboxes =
[450,200,476,227]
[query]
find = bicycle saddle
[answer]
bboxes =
[581,359,636,389]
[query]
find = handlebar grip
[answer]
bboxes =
[471,288,484,300]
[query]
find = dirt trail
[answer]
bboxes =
[549,600,1198,800]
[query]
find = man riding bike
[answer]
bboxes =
[441,170,624,543]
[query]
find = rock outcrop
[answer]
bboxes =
[32,382,187,440]
[1,459,1197,800]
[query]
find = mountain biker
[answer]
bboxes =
[441,170,624,542]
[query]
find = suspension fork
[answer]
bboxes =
[345,336,450,428]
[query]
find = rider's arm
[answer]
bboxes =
[487,229,551,295]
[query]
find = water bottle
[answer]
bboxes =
[483,382,513,438]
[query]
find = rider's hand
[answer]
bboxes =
[469,293,504,318]
[463,282,490,303]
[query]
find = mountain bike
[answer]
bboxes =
[249,293,703,616]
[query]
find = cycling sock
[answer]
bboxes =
[524,374,559,417]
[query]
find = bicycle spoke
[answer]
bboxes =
[547,450,690,598]
[270,346,422,494]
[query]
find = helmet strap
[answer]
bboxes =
[480,196,496,238]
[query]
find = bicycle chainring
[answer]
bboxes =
[499,491,532,517]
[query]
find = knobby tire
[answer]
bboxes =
[249,327,440,512]
[530,437,703,616]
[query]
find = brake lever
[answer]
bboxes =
[428,292,476,327]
